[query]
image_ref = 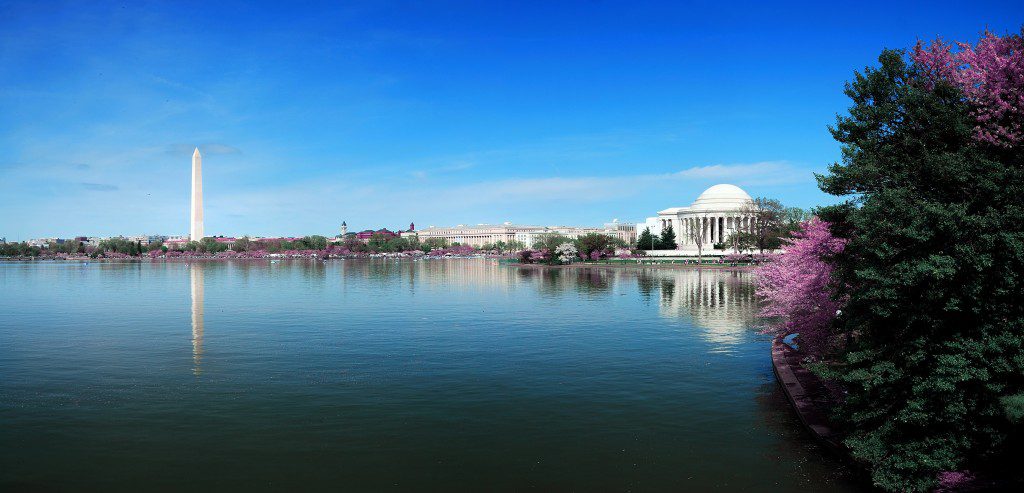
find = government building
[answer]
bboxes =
[413,221,636,249]
[638,184,756,254]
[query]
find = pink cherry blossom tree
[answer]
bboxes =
[913,29,1024,147]
[756,218,847,357]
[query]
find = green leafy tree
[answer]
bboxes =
[420,237,449,253]
[231,236,252,252]
[366,233,391,252]
[816,48,1024,491]
[199,237,228,253]
[658,224,677,250]
[574,233,613,259]
[97,237,140,255]
[532,233,573,252]
[301,235,328,250]
[636,227,658,251]
[0,241,41,257]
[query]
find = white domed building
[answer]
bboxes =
[637,184,755,254]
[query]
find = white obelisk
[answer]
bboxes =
[190,147,204,241]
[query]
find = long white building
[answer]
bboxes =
[638,184,756,252]
[413,221,636,248]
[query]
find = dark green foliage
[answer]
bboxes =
[0,241,41,257]
[658,224,677,250]
[199,237,229,253]
[97,237,145,255]
[366,233,409,252]
[231,236,252,252]
[420,237,449,252]
[532,233,573,253]
[575,233,613,258]
[299,235,329,250]
[637,227,657,250]
[817,49,1024,492]
[1003,394,1024,425]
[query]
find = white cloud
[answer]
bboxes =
[190,160,812,235]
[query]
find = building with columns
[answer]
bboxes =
[638,184,755,253]
[413,221,635,249]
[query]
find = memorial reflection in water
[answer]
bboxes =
[510,265,757,350]
[654,269,757,349]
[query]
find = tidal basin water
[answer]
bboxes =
[0,260,863,492]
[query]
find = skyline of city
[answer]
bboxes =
[2,2,1019,240]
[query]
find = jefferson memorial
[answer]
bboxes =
[638,184,755,253]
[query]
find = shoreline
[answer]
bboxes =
[0,256,760,270]
[507,262,757,271]
[771,337,846,454]
[0,255,497,262]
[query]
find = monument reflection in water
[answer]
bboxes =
[190,263,204,375]
[0,260,864,492]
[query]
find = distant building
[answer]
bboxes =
[603,219,638,246]
[353,223,416,243]
[27,238,54,248]
[638,183,756,252]
[340,221,347,237]
[356,229,400,241]
[126,235,168,246]
[413,222,632,249]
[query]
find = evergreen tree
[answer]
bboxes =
[636,227,658,251]
[658,224,677,250]
[817,47,1024,491]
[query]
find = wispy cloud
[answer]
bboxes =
[436,161,804,205]
[80,182,119,191]
[410,160,476,179]
[194,160,812,234]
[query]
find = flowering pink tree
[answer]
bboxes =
[756,218,846,357]
[913,29,1024,147]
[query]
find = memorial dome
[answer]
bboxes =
[690,184,753,210]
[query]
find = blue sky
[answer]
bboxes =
[1,1,1020,239]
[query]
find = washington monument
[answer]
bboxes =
[190,147,203,241]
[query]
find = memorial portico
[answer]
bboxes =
[638,184,756,253]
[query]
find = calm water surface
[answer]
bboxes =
[0,260,864,492]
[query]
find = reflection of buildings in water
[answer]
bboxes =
[654,270,757,347]
[190,263,204,375]
[337,259,629,297]
[408,259,519,292]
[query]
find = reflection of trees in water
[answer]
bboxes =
[296,258,327,284]
[637,272,656,302]
[572,269,612,294]
[515,267,615,296]
[660,278,675,305]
